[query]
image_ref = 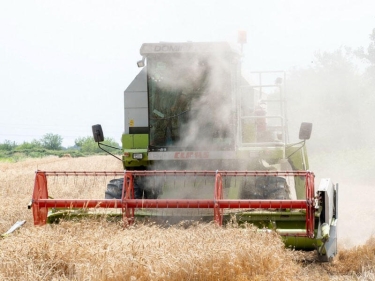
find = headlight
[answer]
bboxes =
[132,153,143,160]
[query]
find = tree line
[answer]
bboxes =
[0,133,120,160]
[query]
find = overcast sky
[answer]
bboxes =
[1,0,374,147]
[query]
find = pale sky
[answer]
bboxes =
[1,0,374,147]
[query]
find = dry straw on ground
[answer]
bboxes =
[0,156,374,280]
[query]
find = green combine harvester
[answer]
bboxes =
[30,40,338,261]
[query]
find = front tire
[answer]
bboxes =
[105,178,123,199]
[104,178,147,199]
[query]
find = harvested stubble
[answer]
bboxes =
[0,156,374,281]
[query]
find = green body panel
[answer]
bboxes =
[235,147,284,161]
[285,144,310,199]
[286,144,309,171]
[122,134,148,149]
[122,134,149,169]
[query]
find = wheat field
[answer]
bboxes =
[0,156,374,281]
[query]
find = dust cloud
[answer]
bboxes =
[145,43,375,246]
[285,51,375,247]
[147,43,238,160]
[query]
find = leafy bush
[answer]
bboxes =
[74,136,120,154]
[0,140,17,151]
[40,133,63,150]
[16,140,43,150]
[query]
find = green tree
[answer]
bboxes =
[354,28,375,88]
[40,133,63,150]
[75,136,120,154]
[355,28,375,65]
[353,28,375,147]
[16,139,42,150]
[0,140,17,151]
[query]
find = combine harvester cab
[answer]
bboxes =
[30,41,338,261]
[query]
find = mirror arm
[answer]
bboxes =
[97,143,122,161]
[286,140,305,159]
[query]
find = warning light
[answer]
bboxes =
[238,30,247,44]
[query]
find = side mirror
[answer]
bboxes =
[92,124,104,143]
[299,122,312,140]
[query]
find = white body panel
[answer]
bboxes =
[124,69,148,134]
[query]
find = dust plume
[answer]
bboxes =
[147,43,237,163]
[285,49,375,246]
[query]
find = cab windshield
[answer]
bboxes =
[147,54,233,151]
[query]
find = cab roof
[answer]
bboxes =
[140,42,241,56]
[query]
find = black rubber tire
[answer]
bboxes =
[104,178,144,199]
[105,178,124,199]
